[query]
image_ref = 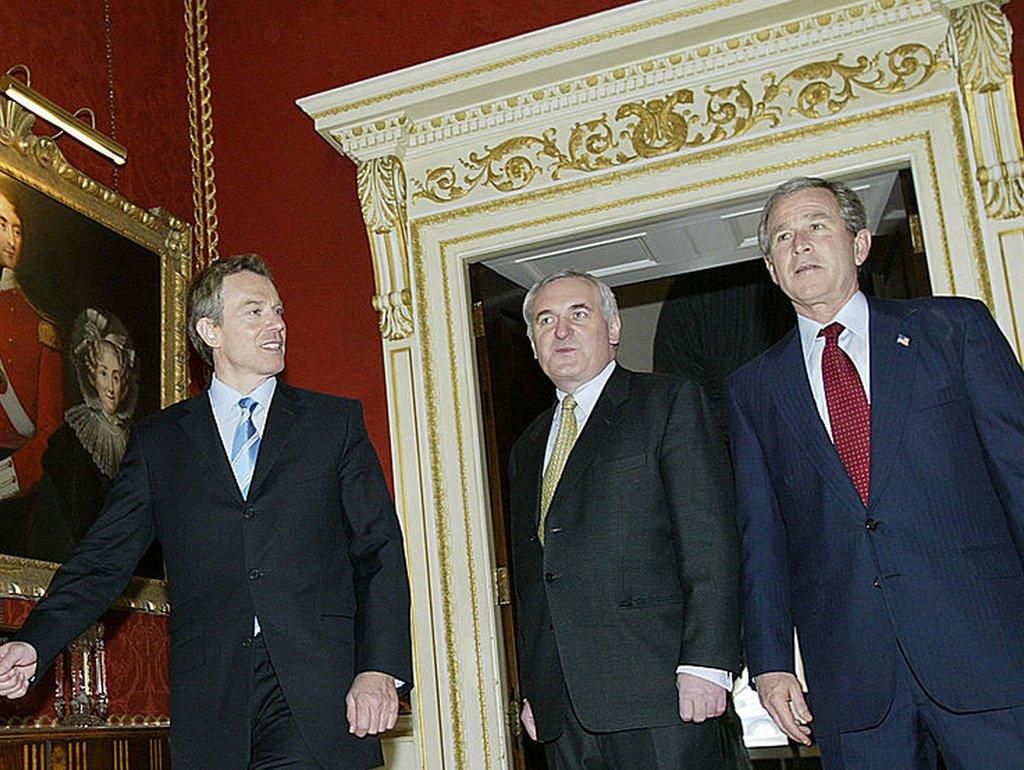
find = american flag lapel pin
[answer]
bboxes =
[896,334,911,347]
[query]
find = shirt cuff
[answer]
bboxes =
[675,665,732,691]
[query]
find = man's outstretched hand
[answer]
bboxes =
[0,642,37,699]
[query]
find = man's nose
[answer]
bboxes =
[554,317,572,338]
[791,230,812,253]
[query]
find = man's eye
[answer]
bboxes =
[775,232,791,243]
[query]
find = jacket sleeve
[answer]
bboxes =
[959,299,1024,553]
[338,401,413,688]
[661,379,741,674]
[15,428,156,676]
[725,377,794,679]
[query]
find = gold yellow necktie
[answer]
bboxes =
[538,395,578,544]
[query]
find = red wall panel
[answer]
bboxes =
[204,0,634,478]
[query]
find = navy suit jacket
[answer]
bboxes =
[17,382,412,770]
[726,296,1024,737]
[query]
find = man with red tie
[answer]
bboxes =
[0,189,62,500]
[727,177,1024,769]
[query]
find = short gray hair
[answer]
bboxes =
[522,269,619,343]
[757,176,868,255]
[187,254,275,367]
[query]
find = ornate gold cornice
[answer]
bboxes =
[413,42,948,204]
[185,0,219,265]
[324,0,935,160]
[357,155,414,341]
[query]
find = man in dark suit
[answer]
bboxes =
[509,270,740,769]
[726,177,1024,769]
[0,254,412,770]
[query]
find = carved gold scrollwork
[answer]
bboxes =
[413,42,947,204]
[778,44,943,119]
[950,1,1011,93]
[357,156,415,341]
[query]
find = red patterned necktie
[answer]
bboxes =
[819,322,871,505]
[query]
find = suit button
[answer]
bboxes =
[243,506,256,519]
[873,577,881,589]
[544,572,559,583]
[242,636,254,648]
[865,518,880,531]
[248,569,262,580]
[549,527,563,534]
[548,624,554,631]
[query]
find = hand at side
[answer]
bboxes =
[345,670,399,737]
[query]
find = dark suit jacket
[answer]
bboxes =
[726,296,1024,737]
[509,366,740,740]
[17,382,413,770]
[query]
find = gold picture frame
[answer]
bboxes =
[0,96,189,615]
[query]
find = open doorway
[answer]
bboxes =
[471,169,929,770]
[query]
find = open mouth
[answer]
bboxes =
[260,341,284,351]
[793,263,820,275]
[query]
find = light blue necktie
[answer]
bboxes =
[231,397,260,498]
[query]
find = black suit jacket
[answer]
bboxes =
[509,366,740,740]
[17,382,413,770]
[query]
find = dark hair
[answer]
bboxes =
[186,254,275,367]
[757,177,868,255]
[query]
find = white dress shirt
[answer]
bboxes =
[209,374,277,634]
[797,291,871,440]
[545,360,731,691]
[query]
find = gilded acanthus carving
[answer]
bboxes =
[373,290,414,342]
[358,154,408,233]
[950,1,1011,92]
[356,156,414,341]
[414,43,947,204]
[949,1,1023,219]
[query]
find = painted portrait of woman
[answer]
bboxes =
[26,308,161,572]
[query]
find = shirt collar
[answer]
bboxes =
[0,268,17,291]
[797,291,869,362]
[555,360,616,417]
[208,374,277,418]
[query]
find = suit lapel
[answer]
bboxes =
[177,393,243,504]
[866,299,919,510]
[547,365,630,513]
[767,327,865,512]
[247,381,302,499]
[519,408,552,532]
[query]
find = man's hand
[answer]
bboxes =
[0,642,37,699]
[755,671,812,745]
[520,698,538,741]
[677,672,727,723]
[345,671,398,737]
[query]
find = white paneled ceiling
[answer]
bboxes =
[489,170,902,288]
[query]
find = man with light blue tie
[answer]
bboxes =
[0,254,412,770]
[727,177,1024,769]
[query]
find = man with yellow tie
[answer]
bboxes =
[508,269,741,769]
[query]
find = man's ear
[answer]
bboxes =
[764,256,779,285]
[853,228,872,267]
[608,315,622,346]
[195,317,220,350]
